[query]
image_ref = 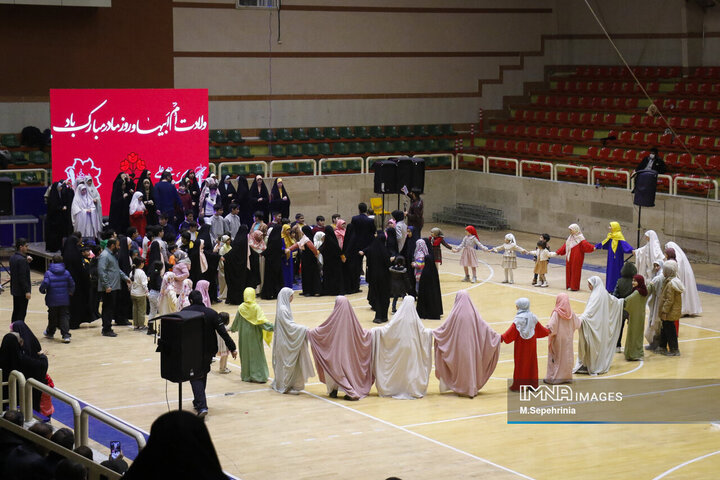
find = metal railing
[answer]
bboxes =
[0,417,122,480]
[319,156,365,175]
[590,167,631,190]
[25,378,82,443]
[673,175,719,200]
[456,153,486,172]
[554,163,591,184]
[365,155,399,173]
[217,161,268,179]
[6,370,26,416]
[519,159,554,178]
[0,168,50,185]
[413,153,456,170]
[629,173,674,194]
[487,156,520,176]
[80,405,147,451]
[269,158,317,177]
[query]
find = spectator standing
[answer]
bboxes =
[97,238,131,337]
[9,238,32,323]
[39,255,75,343]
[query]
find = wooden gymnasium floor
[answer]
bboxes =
[1,224,719,479]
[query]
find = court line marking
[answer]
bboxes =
[300,390,536,480]
[103,388,271,411]
[651,450,720,480]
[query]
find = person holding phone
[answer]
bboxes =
[183,290,237,417]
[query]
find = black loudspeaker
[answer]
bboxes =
[396,156,413,194]
[0,178,12,216]
[373,159,398,194]
[157,310,205,383]
[410,157,425,194]
[633,170,658,207]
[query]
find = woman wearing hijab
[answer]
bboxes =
[7,323,49,411]
[85,176,103,225]
[249,175,270,223]
[270,178,291,220]
[664,241,701,317]
[308,296,373,400]
[234,175,251,227]
[623,274,651,361]
[128,191,147,237]
[248,229,266,291]
[137,172,157,227]
[271,287,315,394]
[45,181,73,252]
[158,271,179,316]
[230,287,274,383]
[61,233,92,329]
[545,293,581,384]
[260,225,284,300]
[335,218,347,249]
[218,175,237,215]
[299,225,322,296]
[633,230,664,281]
[363,231,392,323]
[216,234,232,301]
[554,224,595,291]
[657,261,684,356]
[645,260,665,349]
[401,226,418,296]
[574,276,624,375]
[320,225,345,296]
[181,169,201,218]
[177,278,194,309]
[197,224,220,303]
[122,410,226,480]
[372,295,433,399]
[109,172,132,235]
[432,290,500,397]
[416,238,443,320]
[501,298,550,391]
[114,234,133,325]
[384,225,398,258]
[280,224,296,288]
[70,182,101,239]
[595,221,634,292]
[612,261,637,349]
[224,226,249,305]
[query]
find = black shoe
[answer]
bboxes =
[342,395,358,401]
[372,318,384,324]
[102,330,117,337]
[114,321,131,326]
[329,390,338,399]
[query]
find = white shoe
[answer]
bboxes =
[541,283,548,288]
[534,283,542,287]
[472,276,477,283]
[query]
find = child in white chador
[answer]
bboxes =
[452,225,489,283]
[491,233,527,284]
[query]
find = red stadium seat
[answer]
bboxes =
[579,96,593,109]
[548,127,559,139]
[513,110,524,120]
[694,154,707,170]
[689,100,703,113]
[610,148,625,164]
[528,142,540,155]
[584,146,599,159]
[703,100,718,114]
[686,82,699,95]
[686,135,701,149]
[539,143,551,156]
[707,155,720,174]
[678,153,693,168]
[681,117,695,129]
[525,125,537,138]
[677,99,690,112]
[568,112,581,124]
[550,143,563,156]
[618,131,632,144]
[556,112,569,124]
[546,111,558,123]
[581,129,594,141]
[579,112,594,125]
[630,114,643,127]
[598,147,611,161]
[695,118,710,131]
[537,126,549,138]
[700,136,716,150]
[708,118,720,131]
[562,144,574,155]
[515,141,528,154]
[567,96,580,108]
[698,83,712,96]
[623,150,637,164]
[631,131,645,145]
[645,82,659,93]
[659,133,673,146]
[558,127,572,140]
[605,113,617,124]
[665,153,679,169]
[646,132,659,146]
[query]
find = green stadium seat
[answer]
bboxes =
[409,140,424,152]
[285,144,302,157]
[282,162,299,174]
[334,161,347,173]
[322,160,336,173]
[333,142,350,155]
[424,156,438,168]
[299,161,315,174]
[11,151,28,165]
[1,134,20,148]
[428,124,443,136]
[379,141,394,153]
[367,142,381,155]
[338,127,355,139]
[29,151,49,164]
[398,125,413,137]
[220,146,237,158]
[210,129,228,143]
[271,145,287,157]
[238,146,253,158]
[353,126,371,139]
[395,141,410,152]
[413,125,429,137]
[323,127,340,140]
[441,124,457,135]
[302,143,319,156]
[425,139,439,151]
[317,143,332,156]
[252,163,266,175]
[227,129,244,143]
[308,127,324,140]
[369,126,385,138]
[277,128,293,141]
[209,146,221,160]
[384,126,400,138]
[438,138,453,150]
[292,128,309,141]
[350,142,366,155]
[437,155,452,167]
[259,129,275,141]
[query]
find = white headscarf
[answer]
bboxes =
[512,297,538,340]
[504,233,517,245]
[575,276,623,375]
[635,230,664,280]
[129,191,145,215]
[271,287,315,394]
[664,242,701,315]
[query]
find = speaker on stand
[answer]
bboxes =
[153,310,206,410]
[0,178,12,216]
[396,156,413,210]
[632,169,658,248]
[373,159,398,227]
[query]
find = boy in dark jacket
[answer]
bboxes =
[39,255,76,343]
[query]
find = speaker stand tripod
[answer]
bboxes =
[178,382,183,411]
[636,205,643,249]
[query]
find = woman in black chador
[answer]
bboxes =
[109,173,133,235]
[320,225,345,296]
[364,231,391,323]
[416,238,443,320]
[260,225,284,300]
[269,178,291,220]
[223,225,249,305]
[249,175,270,223]
[45,181,73,252]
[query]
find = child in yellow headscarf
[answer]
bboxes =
[594,221,634,292]
[230,287,274,383]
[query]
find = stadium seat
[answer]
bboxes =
[209,146,221,160]
[384,125,400,138]
[700,136,716,150]
[307,127,324,140]
[277,128,293,141]
[618,131,632,144]
[210,129,228,143]
[220,146,237,159]
[333,142,350,155]
[659,133,673,147]
[395,141,410,152]
[695,118,710,131]
[29,151,49,165]
[353,126,371,139]
[259,129,275,141]
[302,143,319,156]
[427,124,444,137]
[271,145,287,157]
[413,125,429,137]
[350,142,366,155]
[227,129,244,143]
[317,143,332,156]
[398,125,413,137]
[292,128,310,141]
[323,127,340,140]
[238,146,253,158]
[441,124,456,135]
[1,134,20,148]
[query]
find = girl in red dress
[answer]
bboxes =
[554,223,595,291]
[502,297,550,391]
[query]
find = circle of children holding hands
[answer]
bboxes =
[11,172,702,413]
